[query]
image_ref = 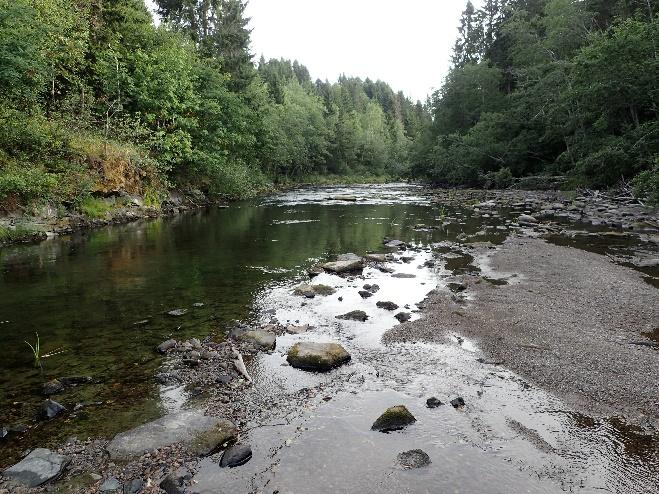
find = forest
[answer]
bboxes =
[0,0,657,212]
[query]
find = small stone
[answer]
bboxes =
[358,290,373,299]
[371,405,416,432]
[43,379,64,395]
[397,449,431,469]
[391,273,416,279]
[157,339,177,353]
[159,467,190,494]
[236,330,276,351]
[167,308,188,317]
[192,302,205,307]
[426,397,443,408]
[286,324,310,335]
[336,310,368,322]
[220,444,252,468]
[40,399,66,420]
[450,397,466,409]
[376,301,399,311]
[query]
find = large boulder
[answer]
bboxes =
[106,411,237,459]
[3,448,70,487]
[322,258,364,274]
[287,342,351,372]
[371,405,416,432]
[236,330,276,351]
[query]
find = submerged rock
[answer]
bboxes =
[358,290,373,299]
[294,283,336,297]
[236,330,276,351]
[286,324,311,335]
[397,449,431,469]
[395,312,411,323]
[287,342,351,372]
[336,310,369,322]
[3,448,70,487]
[40,399,66,420]
[426,397,443,408]
[371,405,416,432]
[384,239,406,249]
[391,273,416,279]
[167,308,188,317]
[123,478,144,494]
[376,301,399,311]
[220,444,252,468]
[363,283,380,293]
[107,411,236,459]
[99,477,121,492]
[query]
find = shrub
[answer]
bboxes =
[632,164,659,204]
[77,196,113,218]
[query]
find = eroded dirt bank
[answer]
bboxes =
[387,235,659,424]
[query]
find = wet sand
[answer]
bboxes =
[387,235,659,425]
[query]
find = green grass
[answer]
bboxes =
[78,197,114,219]
[0,224,40,243]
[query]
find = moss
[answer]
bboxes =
[371,405,416,432]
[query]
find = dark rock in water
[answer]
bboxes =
[391,273,416,279]
[43,379,64,395]
[359,290,373,299]
[426,397,443,408]
[159,467,191,494]
[59,376,93,387]
[450,397,466,409]
[3,448,70,487]
[337,252,362,261]
[371,405,416,432]
[395,312,411,323]
[307,266,324,278]
[384,239,406,249]
[167,308,188,317]
[220,444,252,468]
[287,342,351,372]
[397,449,431,469]
[447,283,467,293]
[123,478,144,494]
[99,477,121,492]
[376,301,399,311]
[157,339,177,353]
[336,310,368,322]
[156,371,183,385]
[363,283,380,293]
[40,399,66,420]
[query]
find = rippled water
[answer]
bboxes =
[1,184,657,493]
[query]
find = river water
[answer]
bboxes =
[1,184,657,492]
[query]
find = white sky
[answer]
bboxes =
[147,1,478,102]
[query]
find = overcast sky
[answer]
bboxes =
[147,1,477,102]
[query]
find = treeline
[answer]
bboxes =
[412,0,658,197]
[0,0,427,210]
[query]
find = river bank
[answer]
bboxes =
[1,185,657,493]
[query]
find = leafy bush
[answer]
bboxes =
[0,165,56,203]
[632,164,659,204]
[77,196,113,218]
[494,167,514,188]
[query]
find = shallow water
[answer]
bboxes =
[1,184,657,492]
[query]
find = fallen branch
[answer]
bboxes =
[232,346,253,384]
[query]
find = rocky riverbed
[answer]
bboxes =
[1,185,657,493]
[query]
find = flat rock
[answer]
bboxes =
[219,444,252,468]
[336,310,369,322]
[157,339,177,353]
[99,477,121,492]
[365,253,388,262]
[518,214,538,224]
[391,273,416,279]
[287,342,351,372]
[397,449,431,469]
[3,448,70,487]
[167,308,188,317]
[371,405,416,432]
[106,411,237,459]
[236,330,276,351]
[384,239,406,248]
[377,301,399,311]
[333,195,357,202]
[294,284,336,297]
[322,259,364,273]
[286,324,311,335]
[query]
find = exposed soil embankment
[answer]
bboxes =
[387,236,659,424]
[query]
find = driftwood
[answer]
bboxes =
[232,346,253,384]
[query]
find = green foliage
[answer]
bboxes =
[494,167,514,188]
[78,197,113,219]
[632,163,659,204]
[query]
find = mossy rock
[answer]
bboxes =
[188,419,238,456]
[236,330,276,351]
[287,342,351,372]
[371,405,416,432]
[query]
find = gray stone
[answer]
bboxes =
[107,411,237,459]
[167,308,188,317]
[391,273,416,279]
[395,312,411,323]
[294,284,336,298]
[426,397,443,408]
[99,477,121,492]
[3,448,69,487]
[336,310,369,322]
[157,339,177,353]
[365,253,388,262]
[358,290,373,299]
[363,283,380,293]
[123,478,144,494]
[384,239,406,248]
[40,399,65,420]
[450,397,466,409]
[322,259,364,274]
[518,214,538,224]
[220,444,252,468]
[160,467,191,494]
[333,195,357,202]
[286,324,311,335]
[287,342,351,372]
[371,405,416,432]
[236,330,276,351]
[43,379,64,395]
[397,449,431,469]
